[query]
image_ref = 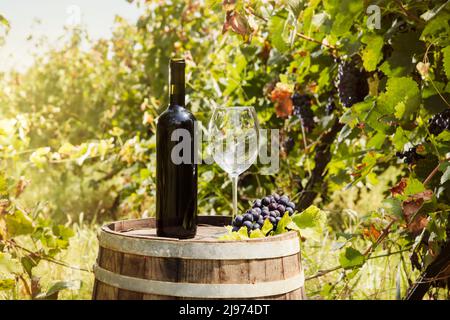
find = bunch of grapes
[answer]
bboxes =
[428,109,450,136]
[232,194,296,233]
[291,93,315,133]
[396,146,425,164]
[335,59,369,108]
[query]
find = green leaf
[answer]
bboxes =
[269,10,289,53]
[275,212,292,234]
[377,77,420,122]
[380,31,423,77]
[0,172,8,199]
[261,218,274,236]
[443,46,450,80]
[366,132,385,149]
[0,278,15,291]
[381,198,403,218]
[325,0,363,36]
[21,255,40,277]
[440,163,450,185]
[421,12,450,46]
[291,205,326,234]
[339,247,365,269]
[361,34,384,72]
[392,127,409,150]
[35,280,81,300]
[250,229,265,238]
[0,253,21,274]
[5,210,35,236]
[404,177,426,197]
[52,225,75,241]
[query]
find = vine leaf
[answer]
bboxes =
[270,83,293,118]
[361,34,384,72]
[421,12,450,46]
[440,162,450,185]
[5,210,34,237]
[339,247,365,269]
[377,77,421,123]
[268,10,289,53]
[401,190,433,235]
[443,46,450,80]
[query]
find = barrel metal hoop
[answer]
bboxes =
[93,264,304,298]
[99,230,300,260]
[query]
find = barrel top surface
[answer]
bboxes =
[101,216,299,243]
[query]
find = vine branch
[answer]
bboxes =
[393,0,424,25]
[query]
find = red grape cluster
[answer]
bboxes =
[396,147,425,164]
[232,194,296,233]
[291,93,315,133]
[335,59,369,108]
[428,109,450,136]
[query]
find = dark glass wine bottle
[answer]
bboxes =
[156,58,197,239]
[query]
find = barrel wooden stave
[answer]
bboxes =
[93,216,306,300]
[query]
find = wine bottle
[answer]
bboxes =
[156,58,197,239]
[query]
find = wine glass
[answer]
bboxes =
[209,107,260,218]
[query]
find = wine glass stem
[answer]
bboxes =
[231,175,238,219]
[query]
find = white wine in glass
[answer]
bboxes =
[209,107,260,218]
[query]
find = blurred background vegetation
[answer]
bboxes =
[0,0,449,299]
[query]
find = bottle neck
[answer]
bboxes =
[169,84,185,107]
[169,59,186,107]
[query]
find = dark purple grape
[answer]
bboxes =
[250,210,259,220]
[262,197,271,206]
[273,193,280,201]
[253,207,261,214]
[272,210,280,217]
[286,207,294,215]
[277,205,286,213]
[234,215,244,226]
[243,213,254,222]
[257,216,264,225]
[253,223,261,230]
[243,221,253,229]
[253,199,262,208]
[276,216,282,222]
[232,226,239,232]
[269,195,275,203]
[269,216,276,224]
[287,201,295,209]
[268,203,278,210]
[269,211,277,218]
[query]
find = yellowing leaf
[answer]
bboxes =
[361,34,383,71]
[5,210,34,236]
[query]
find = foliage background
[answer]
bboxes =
[0,0,449,299]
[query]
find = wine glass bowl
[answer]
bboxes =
[209,106,260,217]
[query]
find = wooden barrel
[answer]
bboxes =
[92,216,306,300]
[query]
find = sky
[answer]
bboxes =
[0,0,144,72]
